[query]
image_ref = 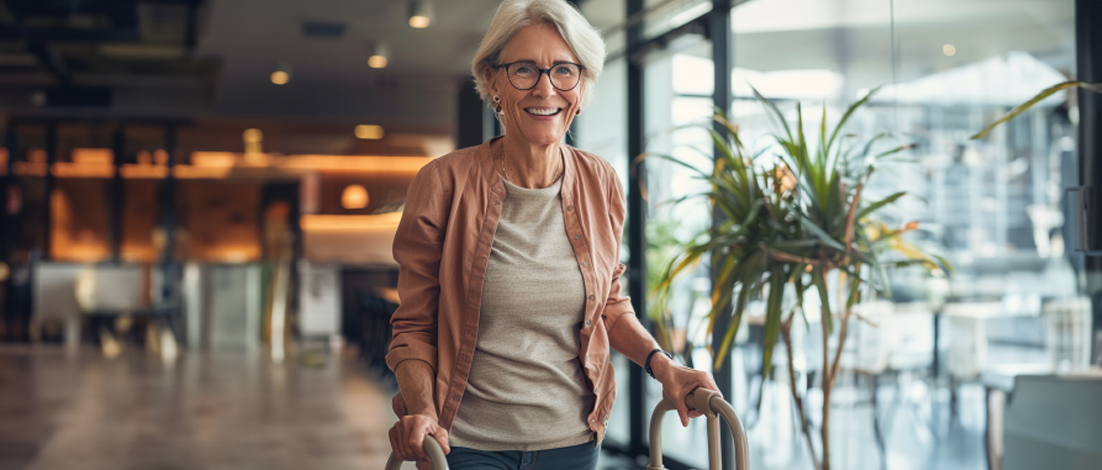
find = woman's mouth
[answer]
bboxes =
[524,107,562,117]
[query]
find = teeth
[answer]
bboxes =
[526,108,560,116]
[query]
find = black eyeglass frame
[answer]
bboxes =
[493,61,587,92]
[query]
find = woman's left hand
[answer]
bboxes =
[652,356,722,427]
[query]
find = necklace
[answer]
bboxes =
[500,152,562,185]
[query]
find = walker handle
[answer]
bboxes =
[647,388,750,470]
[384,435,449,470]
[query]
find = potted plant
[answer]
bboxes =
[651,87,950,470]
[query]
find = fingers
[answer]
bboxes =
[389,426,404,460]
[432,427,451,455]
[391,424,414,462]
[674,399,690,427]
[391,416,440,463]
[416,460,433,470]
[407,426,429,462]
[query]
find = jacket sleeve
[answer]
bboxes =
[601,165,636,330]
[386,159,449,374]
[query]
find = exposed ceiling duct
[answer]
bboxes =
[0,0,217,110]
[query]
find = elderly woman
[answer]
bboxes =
[386,1,719,468]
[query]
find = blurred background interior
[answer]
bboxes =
[1,1,1100,470]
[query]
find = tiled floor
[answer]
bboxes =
[0,344,398,470]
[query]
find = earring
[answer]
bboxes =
[575,109,581,115]
[493,95,503,114]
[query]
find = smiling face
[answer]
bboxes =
[486,23,584,148]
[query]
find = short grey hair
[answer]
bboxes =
[471,0,606,110]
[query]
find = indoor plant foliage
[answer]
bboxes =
[651,87,948,470]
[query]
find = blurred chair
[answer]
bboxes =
[944,302,1004,380]
[982,365,1102,470]
[358,288,398,384]
[30,262,86,347]
[843,301,937,470]
[1043,297,1092,370]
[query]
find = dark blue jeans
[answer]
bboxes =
[446,441,600,470]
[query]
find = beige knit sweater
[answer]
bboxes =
[448,176,595,451]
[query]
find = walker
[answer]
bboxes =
[384,388,750,470]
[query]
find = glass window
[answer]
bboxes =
[639,32,716,467]
[726,1,1079,469]
[644,0,711,41]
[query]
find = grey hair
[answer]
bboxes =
[471,0,606,110]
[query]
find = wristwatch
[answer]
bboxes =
[644,348,674,380]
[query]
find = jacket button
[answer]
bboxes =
[582,261,589,267]
[574,234,581,239]
[588,295,595,300]
[567,205,574,211]
[585,319,592,326]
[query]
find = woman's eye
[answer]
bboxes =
[554,66,575,75]
[514,65,535,75]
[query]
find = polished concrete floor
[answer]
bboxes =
[0,342,1038,470]
[0,344,398,470]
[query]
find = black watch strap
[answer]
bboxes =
[644,348,673,380]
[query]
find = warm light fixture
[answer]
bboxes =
[243,128,264,154]
[408,0,434,28]
[368,42,389,69]
[271,61,293,85]
[354,125,385,140]
[341,184,370,209]
[943,44,956,57]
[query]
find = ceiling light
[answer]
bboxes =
[943,44,956,57]
[408,0,434,28]
[368,42,389,69]
[271,61,293,85]
[355,125,385,140]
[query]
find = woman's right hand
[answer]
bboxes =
[388,413,450,470]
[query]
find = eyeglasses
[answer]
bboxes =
[494,61,585,91]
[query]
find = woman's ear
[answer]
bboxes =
[483,67,498,95]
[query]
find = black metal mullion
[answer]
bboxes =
[708,1,736,470]
[625,0,648,458]
[110,126,125,263]
[2,122,16,262]
[1076,0,1102,361]
[159,124,178,311]
[43,122,57,260]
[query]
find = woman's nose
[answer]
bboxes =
[532,71,557,98]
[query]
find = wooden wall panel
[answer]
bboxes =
[178,181,262,262]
